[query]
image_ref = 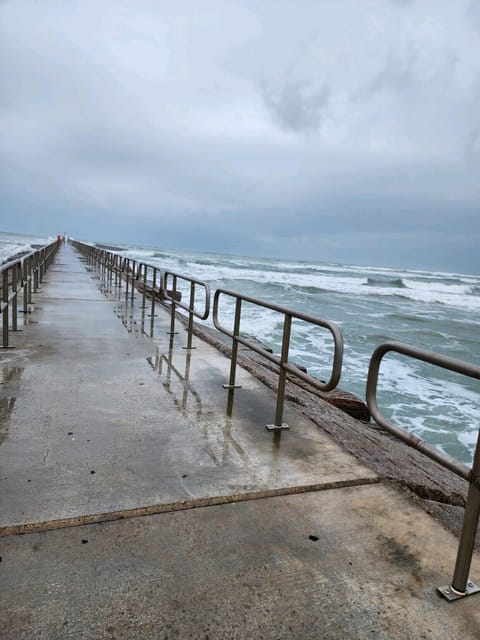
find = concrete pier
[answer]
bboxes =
[1,244,479,639]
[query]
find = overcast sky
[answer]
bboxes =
[1,1,479,272]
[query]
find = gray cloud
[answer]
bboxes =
[0,0,479,273]
[261,77,330,132]
[353,42,417,100]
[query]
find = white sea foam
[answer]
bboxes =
[0,232,53,263]
[138,248,480,312]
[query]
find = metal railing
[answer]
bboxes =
[71,242,211,350]
[1,242,58,348]
[366,341,480,601]
[71,242,160,308]
[163,271,210,349]
[213,287,343,430]
[72,241,343,430]
[22,238,480,603]
[135,262,163,329]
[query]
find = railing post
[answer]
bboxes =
[111,254,115,286]
[27,256,33,304]
[140,264,147,309]
[267,314,291,430]
[2,269,9,347]
[108,254,113,288]
[147,268,156,337]
[40,248,45,282]
[124,259,130,300]
[22,260,29,314]
[11,263,18,332]
[33,253,39,292]
[223,297,242,390]
[167,275,178,335]
[115,255,121,288]
[183,281,196,350]
[130,260,136,304]
[149,267,157,319]
[438,429,480,600]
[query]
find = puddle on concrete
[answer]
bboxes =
[112,304,146,338]
[1,367,24,385]
[146,347,251,468]
[21,313,38,326]
[147,348,201,417]
[93,266,282,473]
[95,265,163,340]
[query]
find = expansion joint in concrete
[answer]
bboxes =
[0,475,380,538]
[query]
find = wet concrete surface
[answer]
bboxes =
[1,485,479,639]
[1,244,479,638]
[0,246,377,531]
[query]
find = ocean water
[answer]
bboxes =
[122,243,480,466]
[1,231,479,465]
[0,230,54,264]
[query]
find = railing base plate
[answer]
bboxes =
[223,384,242,389]
[265,423,290,431]
[437,581,480,601]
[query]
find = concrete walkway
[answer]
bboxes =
[1,244,479,639]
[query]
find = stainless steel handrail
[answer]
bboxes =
[48,240,480,603]
[163,271,211,349]
[1,241,58,348]
[71,242,211,350]
[71,242,162,306]
[213,287,343,429]
[366,341,480,601]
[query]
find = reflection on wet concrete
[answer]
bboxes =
[147,342,250,468]
[94,264,163,340]
[0,367,23,445]
[1,367,24,384]
[100,265,286,480]
[91,258,278,478]
[95,264,161,339]
[113,304,144,337]
[0,247,382,537]
[226,389,234,418]
[0,398,16,445]
[273,429,282,452]
[147,339,200,418]
[20,312,37,326]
